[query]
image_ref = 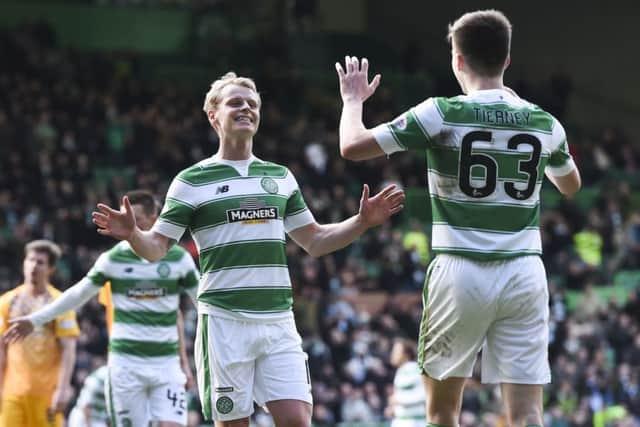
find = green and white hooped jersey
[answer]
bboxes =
[86,241,199,360]
[152,155,315,320]
[73,365,108,421]
[393,361,426,420]
[372,89,576,261]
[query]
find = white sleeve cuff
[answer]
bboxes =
[284,209,315,233]
[371,123,405,155]
[151,220,186,241]
[546,158,577,177]
[28,278,100,327]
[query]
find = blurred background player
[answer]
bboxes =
[5,190,200,427]
[336,9,581,427]
[67,364,108,427]
[387,338,426,427]
[0,240,79,427]
[91,72,405,426]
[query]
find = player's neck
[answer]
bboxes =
[217,136,253,160]
[23,280,48,296]
[463,75,504,94]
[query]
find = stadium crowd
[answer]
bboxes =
[1,23,640,426]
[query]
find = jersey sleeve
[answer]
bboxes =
[54,309,80,338]
[546,118,577,177]
[371,98,442,154]
[86,253,111,286]
[283,172,315,233]
[29,280,99,328]
[152,175,197,241]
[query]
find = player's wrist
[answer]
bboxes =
[342,97,364,107]
[354,213,372,231]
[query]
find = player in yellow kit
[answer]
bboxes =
[0,240,79,427]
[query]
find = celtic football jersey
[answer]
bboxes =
[73,365,108,421]
[372,88,576,261]
[151,155,315,320]
[86,241,199,360]
[392,361,426,421]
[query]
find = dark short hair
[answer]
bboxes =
[25,240,62,266]
[394,338,417,361]
[125,189,159,216]
[447,10,512,77]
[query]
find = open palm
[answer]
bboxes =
[92,196,137,241]
[336,56,381,104]
[359,184,405,227]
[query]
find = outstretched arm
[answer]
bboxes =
[336,56,386,160]
[288,184,404,257]
[546,168,581,197]
[3,278,99,343]
[92,195,171,262]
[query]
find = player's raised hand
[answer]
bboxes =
[358,184,405,228]
[3,317,34,344]
[92,196,137,240]
[335,56,381,104]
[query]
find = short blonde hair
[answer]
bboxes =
[202,72,260,114]
[25,239,62,266]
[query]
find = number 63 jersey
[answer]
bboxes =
[372,88,576,261]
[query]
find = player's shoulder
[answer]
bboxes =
[175,158,240,186]
[103,241,140,264]
[46,284,64,298]
[0,286,20,305]
[398,360,420,373]
[249,158,290,179]
[163,243,189,262]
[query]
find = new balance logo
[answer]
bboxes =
[216,185,230,194]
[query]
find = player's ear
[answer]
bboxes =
[504,55,511,71]
[455,53,465,72]
[207,109,217,125]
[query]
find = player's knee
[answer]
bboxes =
[283,408,312,427]
[274,405,311,427]
[507,404,543,426]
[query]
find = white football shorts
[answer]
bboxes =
[194,313,312,421]
[418,254,550,384]
[105,356,187,426]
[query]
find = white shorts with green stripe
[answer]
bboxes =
[105,357,187,426]
[194,312,312,421]
[418,254,551,384]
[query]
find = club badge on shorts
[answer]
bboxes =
[216,396,234,414]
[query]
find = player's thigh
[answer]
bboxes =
[194,313,256,422]
[501,383,543,426]
[266,399,312,427]
[422,374,466,424]
[148,364,188,426]
[254,319,312,412]
[105,364,150,427]
[0,395,26,427]
[419,255,498,380]
[482,256,550,385]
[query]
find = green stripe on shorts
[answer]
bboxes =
[201,314,212,420]
[418,260,437,372]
